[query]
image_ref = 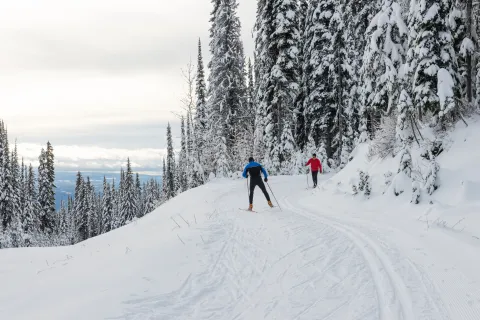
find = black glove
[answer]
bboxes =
[264,178,268,182]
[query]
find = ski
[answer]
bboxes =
[239,208,258,213]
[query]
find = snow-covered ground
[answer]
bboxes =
[2,119,480,319]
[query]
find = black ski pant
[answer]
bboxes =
[249,177,270,204]
[311,170,319,186]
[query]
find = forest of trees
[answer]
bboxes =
[0,121,163,248]
[162,0,480,201]
[2,0,480,247]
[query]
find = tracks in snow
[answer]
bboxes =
[282,198,412,319]
[121,182,453,319]
[282,195,451,320]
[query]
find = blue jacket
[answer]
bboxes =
[242,161,268,179]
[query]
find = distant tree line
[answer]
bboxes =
[0,121,163,248]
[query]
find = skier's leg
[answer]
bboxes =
[258,180,271,202]
[313,171,318,186]
[249,179,256,204]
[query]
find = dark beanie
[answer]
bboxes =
[248,157,254,162]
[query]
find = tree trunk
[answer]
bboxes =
[466,0,473,102]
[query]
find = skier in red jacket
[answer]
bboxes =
[306,153,322,188]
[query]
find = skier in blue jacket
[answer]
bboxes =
[242,157,273,211]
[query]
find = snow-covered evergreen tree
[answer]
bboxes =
[85,177,97,238]
[207,0,246,176]
[143,180,156,216]
[406,0,458,123]
[303,0,336,160]
[0,122,5,231]
[247,58,256,135]
[186,113,193,177]
[165,124,176,199]
[347,0,379,143]
[10,142,21,228]
[261,0,301,173]
[111,178,119,230]
[23,164,38,242]
[396,89,416,168]
[331,2,355,168]
[253,0,272,163]
[74,172,87,242]
[360,0,407,142]
[120,159,137,224]
[178,117,188,192]
[195,39,208,174]
[0,125,14,230]
[101,177,113,233]
[234,58,256,167]
[161,158,167,202]
[135,173,143,218]
[187,112,204,188]
[295,0,310,151]
[303,0,354,167]
[450,1,467,101]
[37,144,56,234]
[58,200,69,244]
[19,159,26,231]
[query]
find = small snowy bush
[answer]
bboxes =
[364,175,372,197]
[384,171,393,186]
[424,153,440,195]
[352,170,371,197]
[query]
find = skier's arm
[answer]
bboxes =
[242,165,249,178]
[319,160,322,173]
[306,159,311,166]
[261,166,268,179]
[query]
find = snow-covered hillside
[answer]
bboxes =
[1,119,480,320]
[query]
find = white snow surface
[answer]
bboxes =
[438,68,455,113]
[2,119,480,319]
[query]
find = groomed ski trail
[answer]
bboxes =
[2,176,480,319]
[281,198,446,320]
[120,176,480,320]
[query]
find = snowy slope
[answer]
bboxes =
[1,120,480,319]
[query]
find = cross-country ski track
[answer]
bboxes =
[1,175,480,319]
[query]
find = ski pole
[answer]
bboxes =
[306,171,310,188]
[266,181,282,211]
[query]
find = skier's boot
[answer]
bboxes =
[248,204,253,211]
[268,200,274,208]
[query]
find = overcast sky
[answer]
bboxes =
[0,0,256,173]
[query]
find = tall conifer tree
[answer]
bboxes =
[207,0,246,176]
[120,159,137,224]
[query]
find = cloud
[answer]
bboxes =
[0,0,256,73]
[13,121,181,149]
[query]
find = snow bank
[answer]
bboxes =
[0,179,237,320]
[316,115,480,238]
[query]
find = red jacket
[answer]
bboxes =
[306,158,322,172]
